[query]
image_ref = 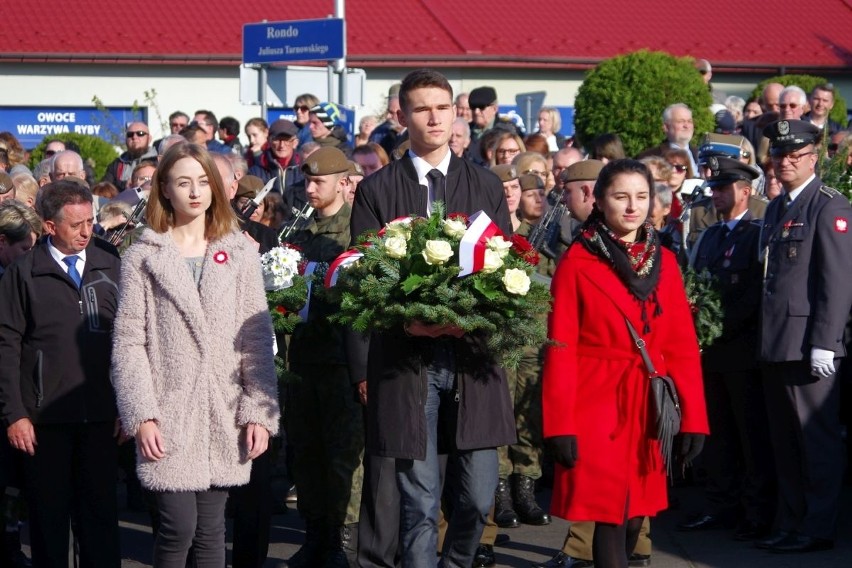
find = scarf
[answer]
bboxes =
[578,209,663,333]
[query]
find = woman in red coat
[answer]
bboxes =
[542,159,709,568]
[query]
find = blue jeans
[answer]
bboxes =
[395,344,497,567]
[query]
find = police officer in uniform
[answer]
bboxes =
[283,147,364,567]
[680,157,776,538]
[757,119,852,553]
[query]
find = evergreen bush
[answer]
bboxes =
[28,133,119,181]
[574,50,714,157]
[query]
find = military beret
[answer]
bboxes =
[705,156,760,188]
[562,160,604,183]
[236,175,264,200]
[268,119,298,140]
[519,174,544,192]
[763,119,820,155]
[698,133,750,164]
[0,171,13,194]
[491,164,519,183]
[468,86,497,108]
[347,160,364,177]
[301,147,349,176]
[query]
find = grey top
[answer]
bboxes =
[185,256,204,287]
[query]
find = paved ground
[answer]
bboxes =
[100,481,852,567]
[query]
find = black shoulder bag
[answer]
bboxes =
[624,317,682,475]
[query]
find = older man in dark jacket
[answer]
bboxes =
[0,180,122,567]
[350,69,516,567]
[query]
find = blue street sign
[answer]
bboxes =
[0,106,143,148]
[243,18,345,65]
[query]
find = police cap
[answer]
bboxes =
[705,156,760,188]
[763,119,821,155]
[698,133,750,164]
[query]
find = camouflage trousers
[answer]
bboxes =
[497,347,544,480]
[286,363,364,526]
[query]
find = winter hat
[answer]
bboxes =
[310,102,343,129]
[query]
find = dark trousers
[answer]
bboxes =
[152,489,228,568]
[22,422,119,568]
[357,455,401,568]
[762,360,844,539]
[702,368,775,525]
[229,451,272,568]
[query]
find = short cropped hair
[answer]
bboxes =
[399,69,453,112]
[37,179,93,221]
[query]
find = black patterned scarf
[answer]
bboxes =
[578,208,663,332]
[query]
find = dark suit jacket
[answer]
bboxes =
[690,212,763,372]
[759,177,852,362]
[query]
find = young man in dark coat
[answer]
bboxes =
[350,68,516,567]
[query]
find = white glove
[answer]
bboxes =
[810,348,836,379]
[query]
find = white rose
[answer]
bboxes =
[442,218,467,239]
[422,240,454,265]
[502,268,531,295]
[384,236,408,259]
[482,249,504,273]
[385,220,411,240]
[487,235,513,258]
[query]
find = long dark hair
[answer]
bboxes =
[593,159,655,201]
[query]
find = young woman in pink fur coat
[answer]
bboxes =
[111,143,279,568]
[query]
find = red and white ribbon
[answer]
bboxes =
[458,210,504,277]
[324,249,364,288]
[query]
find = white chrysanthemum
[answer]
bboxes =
[260,246,302,291]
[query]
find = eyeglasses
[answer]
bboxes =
[496,148,520,156]
[126,131,148,138]
[771,151,814,164]
[170,122,187,129]
[670,164,688,173]
[779,103,800,109]
[44,150,57,157]
[295,105,311,113]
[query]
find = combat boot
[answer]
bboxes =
[286,519,326,567]
[511,474,551,525]
[323,525,350,568]
[341,522,358,567]
[494,478,520,528]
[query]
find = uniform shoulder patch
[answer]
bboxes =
[819,185,841,198]
[836,217,849,233]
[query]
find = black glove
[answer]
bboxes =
[548,435,578,469]
[679,433,705,465]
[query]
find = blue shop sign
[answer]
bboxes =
[0,106,145,148]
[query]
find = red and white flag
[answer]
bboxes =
[458,211,505,277]
[324,249,364,288]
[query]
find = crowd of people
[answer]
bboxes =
[0,65,850,568]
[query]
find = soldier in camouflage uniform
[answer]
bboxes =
[283,147,364,568]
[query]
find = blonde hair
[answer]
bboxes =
[10,173,38,206]
[147,143,237,240]
[0,199,42,242]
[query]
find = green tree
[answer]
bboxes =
[574,50,714,157]
[750,75,847,127]
[28,133,119,181]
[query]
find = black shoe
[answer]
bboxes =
[494,533,510,546]
[494,478,520,528]
[676,513,733,531]
[768,533,833,554]
[286,520,327,567]
[733,520,771,541]
[511,474,551,525]
[473,544,496,567]
[755,530,790,550]
[628,553,651,567]
[530,552,593,568]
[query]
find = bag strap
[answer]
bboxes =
[624,316,659,378]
